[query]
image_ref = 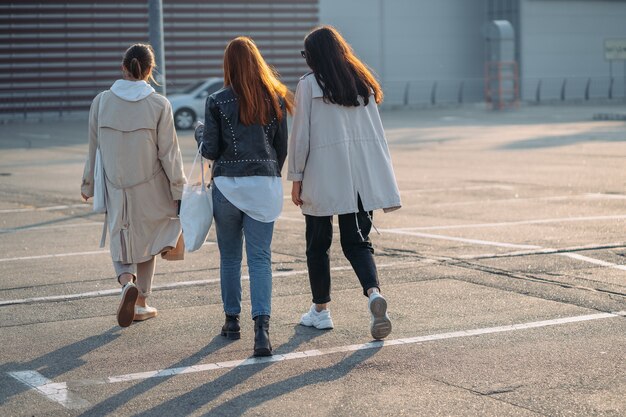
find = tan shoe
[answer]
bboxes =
[117,283,138,328]
[134,305,158,321]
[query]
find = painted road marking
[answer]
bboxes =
[9,311,622,409]
[0,250,110,263]
[0,242,215,263]
[386,214,626,231]
[0,222,102,234]
[430,193,626,207]
[1,240,623,306]
[8,370,90,410]
[399,185,514,194]
[384,229,626,272]
[457,242,626,260]
[0,215,303,234]
[381,229,541,249]
[0,262,420,306]
[3,212,624,234]
[0,204,88,214]
[585,193,626,200]
[559,253,626,271]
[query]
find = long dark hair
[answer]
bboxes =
[303,26,383,107]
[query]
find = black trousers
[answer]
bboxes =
[305,199,380,304]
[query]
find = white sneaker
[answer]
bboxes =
[300,304,334,330]
[368,292,392,340]
[134,305,158,321]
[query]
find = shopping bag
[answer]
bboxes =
[92,147,107,213]
[180,148,213,252]
[161,233,185,261]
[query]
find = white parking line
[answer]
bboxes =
[457,242,626,261]
[585,193,626,200]
[559,253,626,271]
[8,370,90,410]
[0,242,215,263]
[0,250,110,263]
[430,193,626,207]
[0,222,102,234]
[0,262,418,306]
[0,215,302,234]
[9,311,622,409]
[381,229,541,249]
[382,230,626,270]
[0,204,88,214]
[386,214,626,231]
[400,185,514,194]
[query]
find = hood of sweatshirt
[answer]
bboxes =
[110,79,156,102]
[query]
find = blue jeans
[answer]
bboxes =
[212,185,274,319]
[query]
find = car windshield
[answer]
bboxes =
[181,80,205,94]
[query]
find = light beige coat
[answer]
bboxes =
[81,91,186,264]
[287,73,401,216]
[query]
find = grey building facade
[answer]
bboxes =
[2,0,625,119]
[321,0,626,105]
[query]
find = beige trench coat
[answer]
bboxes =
[81,91,186,264]
[287,73,401,216]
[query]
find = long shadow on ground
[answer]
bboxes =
[131,325,348,417]
[1,327,120,407]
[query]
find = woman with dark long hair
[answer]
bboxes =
[195,37,293,356]
[288,26,401,340]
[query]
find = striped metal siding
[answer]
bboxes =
[162,0,316,90]
[0,0,317,116]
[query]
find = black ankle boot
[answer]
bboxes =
[221,314,241,340]
[253,315,272,357]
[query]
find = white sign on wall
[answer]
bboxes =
[604,39,626,60]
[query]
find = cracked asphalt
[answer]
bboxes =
[1,103,625,417]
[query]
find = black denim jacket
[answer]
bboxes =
[194,87,288,178]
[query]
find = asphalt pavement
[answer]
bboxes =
[1,103,625,416]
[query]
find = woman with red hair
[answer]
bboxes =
[195,37,293,356]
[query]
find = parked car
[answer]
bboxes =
[168,78,224,130]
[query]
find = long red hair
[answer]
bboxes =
[223,37,294,125]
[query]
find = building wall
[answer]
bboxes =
[519,0,626,100]
[4,0,625,118]
[0,0,316,117]
[319,0,487,105]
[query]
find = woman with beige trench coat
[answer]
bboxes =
[81,44,186,327]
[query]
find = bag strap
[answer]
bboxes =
[97,92,108,248]
[187,147,211,186]
[96,91,107,149]
[99,212,107,248]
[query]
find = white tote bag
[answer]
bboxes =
[92,147,107,213]
[180,148,213,252]
[92,92,108,214]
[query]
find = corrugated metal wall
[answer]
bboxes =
[0,0,317,117]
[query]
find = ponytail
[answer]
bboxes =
[129,58,142,80]
[122,44,156,83]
